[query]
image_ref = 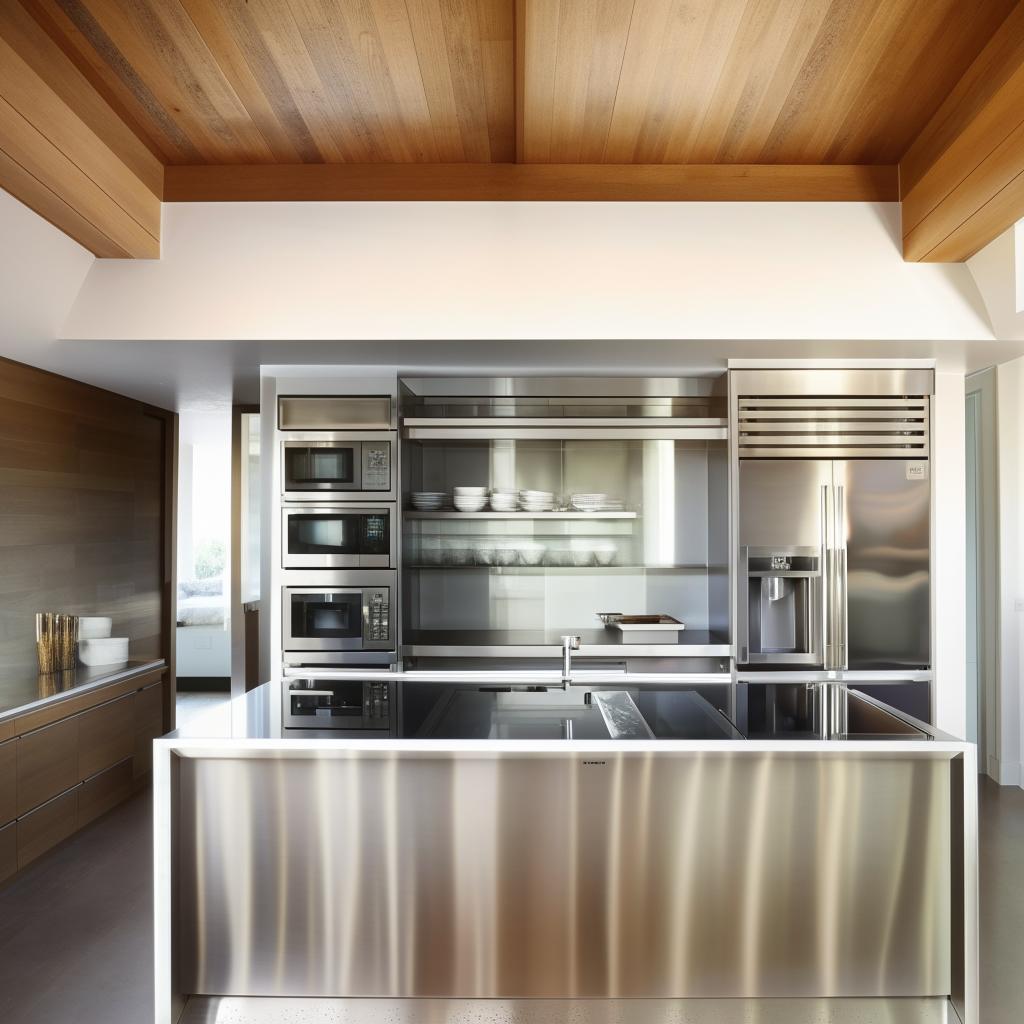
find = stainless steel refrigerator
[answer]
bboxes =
[737,457,930,673]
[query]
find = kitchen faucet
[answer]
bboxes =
[560,635,581,688]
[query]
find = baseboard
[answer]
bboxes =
[176,676,230,693]
[987,754,1022,787]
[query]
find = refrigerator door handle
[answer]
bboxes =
[821,484,832,669]
[835,484,849,670]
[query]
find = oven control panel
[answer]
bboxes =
[365,588,390,644]
[361,442,391,491]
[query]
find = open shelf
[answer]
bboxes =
[405,510,638,520]
[404,564,710,572]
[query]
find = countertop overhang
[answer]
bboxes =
[0,657,167,725]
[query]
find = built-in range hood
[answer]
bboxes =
[400,376,727,440]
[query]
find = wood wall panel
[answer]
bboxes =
[0,358,174,678]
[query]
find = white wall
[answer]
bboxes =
[63,201,993,342]
[968,220,1024,341]
[933,372,968,738]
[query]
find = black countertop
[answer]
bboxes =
[413,687,743,741]
[0,658,167,724]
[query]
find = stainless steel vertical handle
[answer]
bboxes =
[821,485,831,669]
[835,484,848,670]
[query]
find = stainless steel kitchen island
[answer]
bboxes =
[155,679,977,1024]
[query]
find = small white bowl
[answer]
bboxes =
[79,637,129,666]
[78,616,113,639]
[454,486,488,495]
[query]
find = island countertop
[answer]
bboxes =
[0,657,167,726]
[171,673,955,745]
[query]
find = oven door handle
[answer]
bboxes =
[287,689,336,697]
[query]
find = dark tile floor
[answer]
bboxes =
[0,749,1021,1023]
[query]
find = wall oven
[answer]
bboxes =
[283,677,396,733]
[282,505,395,569]
[281,431,395,501]
[282,572,396,663]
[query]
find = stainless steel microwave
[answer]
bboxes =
[281,431,395,501]
[282,573,395,657]
[282,505,395,569]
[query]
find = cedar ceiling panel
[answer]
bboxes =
[520,0,1018,165]
[27,0,514,165]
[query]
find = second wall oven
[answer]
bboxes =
[282,505,395,569]
[282,573,396,659]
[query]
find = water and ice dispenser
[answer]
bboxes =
[739,546,822,666]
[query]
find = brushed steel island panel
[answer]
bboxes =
[180,995,958,1024]
[177,750,951,999]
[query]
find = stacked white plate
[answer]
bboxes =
[453,486,488,512]
[519,489,555,512]
[489,489,518,512]
[79,637,129,666]
[79,616,113,639]
[570,492,608,512]
[411,492,446,511]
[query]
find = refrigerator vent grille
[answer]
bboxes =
[736,396,929,458]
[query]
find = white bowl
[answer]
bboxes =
[78,616,112,639]
[453,498,487,512]
[454,486,488,495]
[519,542,546,565]
[79,637,129,666]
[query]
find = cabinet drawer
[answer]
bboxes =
[0,738,15,825]
[79,693,135,780]
[0,821,15,884]
[79,759,133,827]
[17,716,79,817]
[17,787,78,869]
[134,680,165,779]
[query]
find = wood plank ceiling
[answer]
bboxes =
[1,0,1022,261]
[26,0,1012,167]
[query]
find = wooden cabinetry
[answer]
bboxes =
[79,759,133,827]
[0,666,168,881]
[0,738,15,826]
[0,821,15,884]
[133,680,164,779]
[79,693,135,779]
[17,787,78,869]
[17,716,78,817]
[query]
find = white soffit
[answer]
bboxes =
[61,201,993,342]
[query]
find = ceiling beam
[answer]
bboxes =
[164,163,897,203]
[0,2,161,259]
[900,4,1024,262]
